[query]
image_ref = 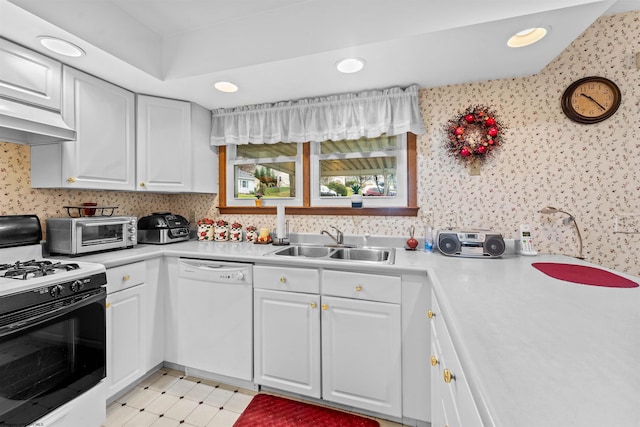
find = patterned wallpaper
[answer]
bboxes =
[1,12,638,274]
[0,142,182,232]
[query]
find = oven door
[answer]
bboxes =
[0,288,106,426]
[75,219,128,254]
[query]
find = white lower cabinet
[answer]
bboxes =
[254,289,321,397]
[106,282,146,399]
[430,291,483,427]
[321,295,401,417]
[253,266,402,418]
[105,261,161,400]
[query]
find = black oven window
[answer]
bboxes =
[82,223,124,245]
[0,299,105,426]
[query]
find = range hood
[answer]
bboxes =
[0,97,75,145]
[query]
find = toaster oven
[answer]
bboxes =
[46,216,137,255]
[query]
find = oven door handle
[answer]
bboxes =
[79,221,126,227]
[0,289,105,338]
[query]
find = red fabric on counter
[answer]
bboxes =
[532,262,638,288]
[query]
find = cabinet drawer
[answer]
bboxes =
[254,265,319,293]
[430,293,484,427]
[107,261,146,294]
[322,270,400,303]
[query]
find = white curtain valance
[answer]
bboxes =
[210,84,425,146]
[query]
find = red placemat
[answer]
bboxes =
[532,262,638,288]
[233,394,380,427]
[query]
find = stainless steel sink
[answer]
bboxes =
[329,247,393,262]
[271,245,333,257]
[267,245,395,264]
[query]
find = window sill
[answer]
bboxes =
[218,206,420,216]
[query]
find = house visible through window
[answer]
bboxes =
[226,142,302,206]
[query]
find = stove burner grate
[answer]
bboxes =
[0,260,81,280]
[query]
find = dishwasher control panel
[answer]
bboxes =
[178,259,253,284]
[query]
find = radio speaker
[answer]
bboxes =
[437,233,461,256]
[484,235,506,257]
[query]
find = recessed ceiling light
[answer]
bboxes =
[214,81,239,93]
[336,58,365,74]
[507,27,548,48]
[38,36,85,57]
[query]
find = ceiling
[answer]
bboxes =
[1,0,639,110]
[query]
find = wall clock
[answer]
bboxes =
[561,76,621,124]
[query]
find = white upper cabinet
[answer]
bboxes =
[0,38,61,110]
[136,95,217,193]
[31,66,136,190]
[136,95,192,192]
[190,102,218,194]
[0,38,75,144]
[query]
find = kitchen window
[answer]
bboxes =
[311,134,407,208]
[225,142,303,207]
[218,133,418,216]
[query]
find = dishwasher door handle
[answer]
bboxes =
[179,261,252,277]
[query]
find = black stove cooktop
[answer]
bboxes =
[0,260,81,280]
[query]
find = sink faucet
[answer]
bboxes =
[321,226,344,246]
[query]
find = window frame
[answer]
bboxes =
[225,142,303,207]
[217,133,418,216]
[310,133,407,208]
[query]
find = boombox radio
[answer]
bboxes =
[436,229,505,258]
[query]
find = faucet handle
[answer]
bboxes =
[330,225,344,243]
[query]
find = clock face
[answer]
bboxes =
[561,77,621,124]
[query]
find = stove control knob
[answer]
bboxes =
[70,280,84,293]
[50,285,64,298]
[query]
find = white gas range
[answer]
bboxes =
[0,215,107,427]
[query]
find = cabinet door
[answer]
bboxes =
[321,296,402,417]
[106,283,146,399]
[254,289,321,398]
[136,95,191,192]
[0,38,61,110]
[31,67,136,190]
[60,67,135,190]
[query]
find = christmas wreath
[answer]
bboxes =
[445,105,505,162]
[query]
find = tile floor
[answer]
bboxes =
[105,368,405,427]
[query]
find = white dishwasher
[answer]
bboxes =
[177,259,253,381]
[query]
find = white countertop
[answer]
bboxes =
[59,240,431,273]
[54,240,640,426]
[427,254,640,427]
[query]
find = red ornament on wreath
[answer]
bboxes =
[444,105,506,164]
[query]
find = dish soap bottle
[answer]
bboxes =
[424,225,433,252]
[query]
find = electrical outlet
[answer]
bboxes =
[614,213,640,234]
[469,161,481,176]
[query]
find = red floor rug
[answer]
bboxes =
[233,394,380,427]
